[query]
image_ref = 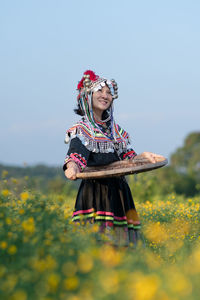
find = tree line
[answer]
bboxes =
[1,132,200,198]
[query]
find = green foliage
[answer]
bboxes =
[128,166,198,201]
[0,164,78,197]
[128,173,161,203]
[155,167,197,197]
[171,132,200,177]
[128,131,200,199]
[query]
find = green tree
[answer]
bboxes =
[171,132,200,178]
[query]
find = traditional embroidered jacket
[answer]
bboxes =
[63,118,136,171]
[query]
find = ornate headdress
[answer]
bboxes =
[77,70,118,99]
[65,70,129,153]
[76,70,118,138]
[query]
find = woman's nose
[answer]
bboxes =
[101,91,108,98]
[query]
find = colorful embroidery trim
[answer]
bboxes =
[72,208,141,229]
[66,120,131,154]
[64,153,87,171]
[123,150,137,160]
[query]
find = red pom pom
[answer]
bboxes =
[84,70,98,81]
[77,70,99,90]
[77,78,84,90]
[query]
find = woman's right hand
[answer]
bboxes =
[64,162,80,180]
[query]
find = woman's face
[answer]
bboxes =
[92,85,113,116]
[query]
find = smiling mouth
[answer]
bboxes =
[99,100,108,105]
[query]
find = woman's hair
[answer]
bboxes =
[74,103,85,116]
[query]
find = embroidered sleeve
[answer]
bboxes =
[120,149,137,160]
[63,137,90,172]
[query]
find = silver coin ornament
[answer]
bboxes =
[111,79,118,99]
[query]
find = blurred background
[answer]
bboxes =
[0,0,199,166]
[1,5,200,299]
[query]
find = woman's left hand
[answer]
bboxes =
[134,152,165,163]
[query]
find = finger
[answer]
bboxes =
[68,174,76,180]
[157,155,165,159]
[66,171,74,180]
[71,174,77,180]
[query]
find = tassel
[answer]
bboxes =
[64,132,70,144]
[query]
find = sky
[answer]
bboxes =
[0,0,199,166]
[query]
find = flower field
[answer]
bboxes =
[1,172,200,300]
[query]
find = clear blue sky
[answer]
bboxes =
[0,0,199,166]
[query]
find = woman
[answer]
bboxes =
[63,70,163,246]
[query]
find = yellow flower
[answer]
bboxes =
[166,268,192,296]
[167,240,184,255]
[6,217,12,225]
[144,251,162,269]
[8,231,13,237]
[63,276,79,291]
[0,241,8,249]
[31,255,57,273]
[79,287,94,300]
[99,245,122,267]
[8,245,17,255]
[59,236,68,243]
[20,192,29,201]
[47,273,60,292]
[99,270,119,294]
[21,217,35,234]
[187,245,200,274]
[58,195,64,202]
[10,289,27,300]
[45,255,57,270]
[44,239,52,246]
[1,170,8,178]
[1,189,10,197]
[91,223,99,233]
[129,272,160,300]
[31,258,46,273]
[90,247,100,258]
[1,274,18,292]
[19,208,25,215]
[78,253,93,273]
[144,222,169,244]
[11,178,18,184]
[62,262,77,277]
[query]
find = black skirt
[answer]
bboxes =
[72,176,143,247]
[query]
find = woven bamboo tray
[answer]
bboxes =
[76,157,168,179]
